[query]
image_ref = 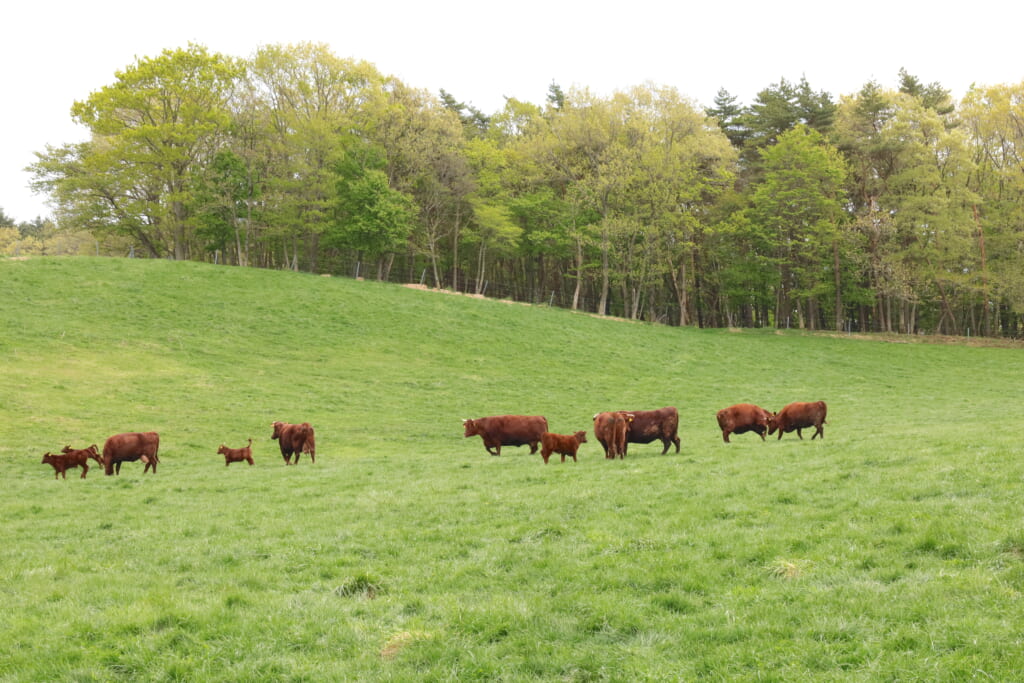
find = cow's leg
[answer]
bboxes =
[81,464,88,479]
[722,431,730,443]
[796,428,804,440]
[529,441,539,454]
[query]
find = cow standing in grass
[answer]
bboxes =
[463,415,548,456]
[102,431,160,475]
[619,407,681,454]
[769,401,828,440]
[593,411,634,459]
[716,404,771,443]
[271,421,316,464]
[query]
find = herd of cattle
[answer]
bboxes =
[38,403,827,478]
[462,401,828,463]
[38,421,316,479]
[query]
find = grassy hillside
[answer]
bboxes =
[2,257,1024,680]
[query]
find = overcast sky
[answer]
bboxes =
[3,0,1022,222]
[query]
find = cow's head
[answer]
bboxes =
[217,445,228,455]
[270,421,283,439]
[462,419,478,437]
[766,412,779,435]
[573,431,588,443]
[41,452,55,464]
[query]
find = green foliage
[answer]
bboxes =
[748,125,850,328]
[332,166,416,259]
[3,257,1024,680]
[25,45,1024,336]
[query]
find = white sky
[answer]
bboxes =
[3,0,1022,222]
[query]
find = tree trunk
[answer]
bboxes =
[572,236,584,311]
[833,237,842,330]
[598,232,610,316]
[669,259,689,326]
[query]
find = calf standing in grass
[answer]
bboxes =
[62,444,102,465]
[218,438,254,466]
[41,451,91,479]
[540,431,587,464]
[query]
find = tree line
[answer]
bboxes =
[19,43,1024,337]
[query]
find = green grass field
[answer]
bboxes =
[3,256,1024,681]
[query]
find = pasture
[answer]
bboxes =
[2,256,1023,681]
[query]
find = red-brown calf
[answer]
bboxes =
[540,431,588,464]
[41,451,91,479]
[62,444,101,465]
[218,438,254,466]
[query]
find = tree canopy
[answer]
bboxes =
[22,46,1024,337]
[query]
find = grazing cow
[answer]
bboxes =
[769,401,828,440]
[41,451,91,479]
[61,444,102,465]
[540,431,588,464]
[218,438,254,466]
[716,404,771,443]
[102,431,160,475]
[618,407,681,454]
[593,411,635,459]
[462,415,548,456]
[271,421,316,465]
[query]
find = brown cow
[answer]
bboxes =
[769,401,828,440]
[593,411,635,459]
[716,404,771,443]
[540,431,588,464]
[102,431,160,475]
[463,415,548,456]
[218,438,254,466]
[41,451,91,479]
[618,407,681,454]
[61,444,102,465]
[271,421,316,465]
